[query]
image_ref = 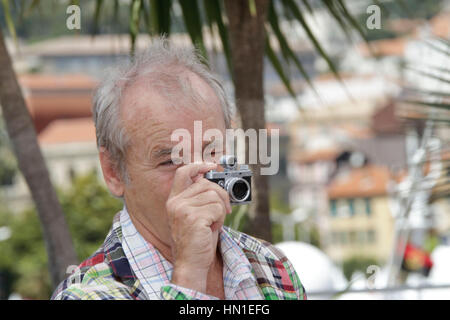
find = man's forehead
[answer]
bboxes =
[121,69,220,112]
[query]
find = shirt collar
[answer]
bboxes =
[119,205,257,298]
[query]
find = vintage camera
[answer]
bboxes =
[204,155,252,205]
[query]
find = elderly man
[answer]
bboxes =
[51,39,306,300]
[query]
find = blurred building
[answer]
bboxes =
[287,73,402,248]
[0,74,100,213]
[19,74,96,133]
[325,164,396,263]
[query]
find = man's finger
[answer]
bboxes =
[170,162,217,197]
[178,178,232,213]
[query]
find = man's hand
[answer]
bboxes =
[166,162,232,293]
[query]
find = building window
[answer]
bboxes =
[364,198,372,215]
[357,231,366,243]
[330,199,337,217]
[367,230,376,243]
[348,198,355,216]
[349,231,357,244]
[68,166,75,182]
[331,231,339,244]
[337,199,351,217]
[339,232,348,245]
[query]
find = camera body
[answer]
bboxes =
[204,155,252,205]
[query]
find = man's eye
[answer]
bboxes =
[160,160,174,166]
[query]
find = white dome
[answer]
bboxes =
[275,241,347,299]
[421,245,450,299]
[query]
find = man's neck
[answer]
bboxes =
[126,207,225,298]
[127,207,175,263]
[126,207,223,271]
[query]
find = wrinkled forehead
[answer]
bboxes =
[120,69,221,120]
[118,69,225,146]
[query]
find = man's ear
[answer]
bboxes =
[99,147,125,197]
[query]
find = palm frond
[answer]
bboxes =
[404,87,450,99]
[322,0,354,44]
[92,0,103,36]
[178,0,207,60]
[300,0,315,17]
[129,0,143,55]
[202,0,232,74]
[265,35,297,100]
[280,0,342,84]
[406,66,450,85]
[335,0,371,46]
[1,0,17,42]
[267,0,319,99]
[402,100,450,111]
[148,0,172,36]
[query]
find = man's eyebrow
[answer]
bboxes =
[151,148,174,160]
[151,140,222,160]
[206,139,223,150]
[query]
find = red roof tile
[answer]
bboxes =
[38,117,96,145]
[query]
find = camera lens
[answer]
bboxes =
[232,181,248,200]
[225,178,250,202]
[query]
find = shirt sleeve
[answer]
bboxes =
[281,256,307,300]
[160,284,220,300]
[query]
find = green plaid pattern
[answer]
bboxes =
[52,212,306,300]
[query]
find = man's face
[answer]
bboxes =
[119,72,226,245]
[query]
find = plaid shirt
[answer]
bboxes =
[120,207,263,299]
[51,210,306,300]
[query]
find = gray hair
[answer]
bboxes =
[92,38,233,182]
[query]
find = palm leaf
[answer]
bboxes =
[265,36,297,100]
[21,0,40,18]
[395,0,413,18]
[424,39,450,58]
[402,100,450,111]
[372,0,390,19]
[113,0,119,21]
[202,0,232,74]
[280,0,342,84]
[92,0,103,35]
[406,67,450,85]
[300,0,315,17]
[178,0,207,60]
[322,0,354,44]
[148,0,172,36]
[129,0,142,56]
[404,87,450,99]
[335,0,371,46]
[267,0,318,99]
[248,0,257,17]
[1,0,17,42]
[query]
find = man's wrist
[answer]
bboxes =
[171,265,208,293]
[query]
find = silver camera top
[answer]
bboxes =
[220,155,237,170]
[204,155,252,180]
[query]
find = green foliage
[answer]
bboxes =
[342,256,379,281]
[0,208,51,299]
[269,192,321,247]
[0,119,17,187]
[224,203,250,232]
[0,171,122,299]
[59,171,122,260]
